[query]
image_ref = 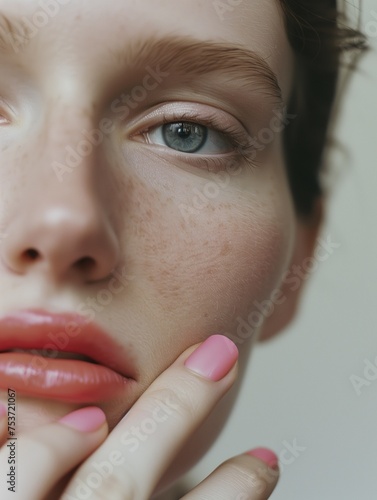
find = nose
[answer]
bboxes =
[1,196,120,283]
[1,104,120,284]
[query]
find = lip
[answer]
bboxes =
[0,309,137,403]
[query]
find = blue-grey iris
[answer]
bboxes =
[162,122,208,153]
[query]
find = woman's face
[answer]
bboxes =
[0,0,296,479]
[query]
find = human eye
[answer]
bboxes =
[147,121,226,155]
[127,102,257,172]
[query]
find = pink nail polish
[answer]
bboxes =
[247,448,279,470]
[184,335,238,381]
[59,407,106,433]
[0,402,6,417]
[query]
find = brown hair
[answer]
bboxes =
[279,0,366,216]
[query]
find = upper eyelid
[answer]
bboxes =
[145,118,230,137]
[124,101,248,135]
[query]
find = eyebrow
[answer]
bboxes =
[0,13,28,53]
[0,12,283,105]
[113,36,283,105]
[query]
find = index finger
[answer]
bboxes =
[62,335,238,500]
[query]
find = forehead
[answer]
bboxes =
[0,0,293,102]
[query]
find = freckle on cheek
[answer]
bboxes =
[114,173,290,336]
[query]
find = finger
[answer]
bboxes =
[182,448,280,500]
[0,403,7,446]
[63,335,239,500]
[0,406,108,500]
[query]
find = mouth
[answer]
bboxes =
[0,309,137,403]
[9,349,96,362]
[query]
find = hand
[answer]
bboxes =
[0,335,280,499]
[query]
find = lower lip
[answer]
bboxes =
[0,353,130,403]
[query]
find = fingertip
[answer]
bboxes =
[246,447,279,471]
[184,335,239,381]
[58,406,107,433]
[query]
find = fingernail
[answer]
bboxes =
[59,407,106,433]
[247,448,279,470]
[0,402,6,417]
[184,335,238,381]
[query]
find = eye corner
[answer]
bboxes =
[0,96,17,126]
[0,105,13,126]
[0,115,11,126]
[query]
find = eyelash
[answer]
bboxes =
[133,110,258,173]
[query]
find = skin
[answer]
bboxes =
[0,0,320,497]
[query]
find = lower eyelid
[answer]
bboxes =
[142,143,247,174]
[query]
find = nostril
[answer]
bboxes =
[75,256,95,272]
[23,248,40,261]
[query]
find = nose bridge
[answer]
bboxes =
[0,99,120,284]
[31,99,104,242]
[45,99,99,185]
[14,94,101,200]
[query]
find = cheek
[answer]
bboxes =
[119,169,295,340]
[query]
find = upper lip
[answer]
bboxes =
[0,308,137,380]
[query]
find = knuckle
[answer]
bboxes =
[21,435,60,471]
[220,458,278,499]
[228,461,263,484]
[80,468,139,500]
[144,387,181,415]
[174,380,204,417]
[147,381,202,421]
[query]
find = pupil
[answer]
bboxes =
[177,124,192,139]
